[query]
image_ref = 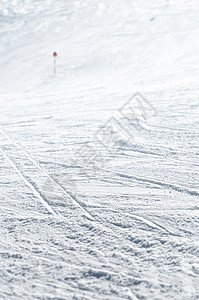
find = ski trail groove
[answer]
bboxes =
[0,127,183,233]
[0,127,94,221]
[105,207,180,236]
[130,214,180,236]
[0,146,57,216]
[103,168,199,197]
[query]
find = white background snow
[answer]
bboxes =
[0,0,199,299]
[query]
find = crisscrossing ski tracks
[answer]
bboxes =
[0,127,94,221]
[0,126,185,237]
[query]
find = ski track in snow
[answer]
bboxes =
[0,127,94,221]
[0,126,185,237]
[103,168,199,198]
[1,126,193,240]
[0,146,57,216]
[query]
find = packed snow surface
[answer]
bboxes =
[0,0,199,299]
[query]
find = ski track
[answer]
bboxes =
[1,125,185,279]
[0,127,94,221]
[0,146,57,216]
[107,208,181,237]
[0,126,183,238]
[103,168,199,198]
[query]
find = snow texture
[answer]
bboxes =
[0,0,199,299]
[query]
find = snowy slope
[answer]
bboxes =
[0,0,199,299]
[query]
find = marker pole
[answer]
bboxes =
[53,52,58,76]
[54,57,56,76]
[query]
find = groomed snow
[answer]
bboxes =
[0,0,199,299]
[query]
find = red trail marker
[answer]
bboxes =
[53,52,58,75]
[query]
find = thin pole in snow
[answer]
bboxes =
[53,51,58,76]
[54,58,56,76]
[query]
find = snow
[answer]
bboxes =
[0,0,199,299]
